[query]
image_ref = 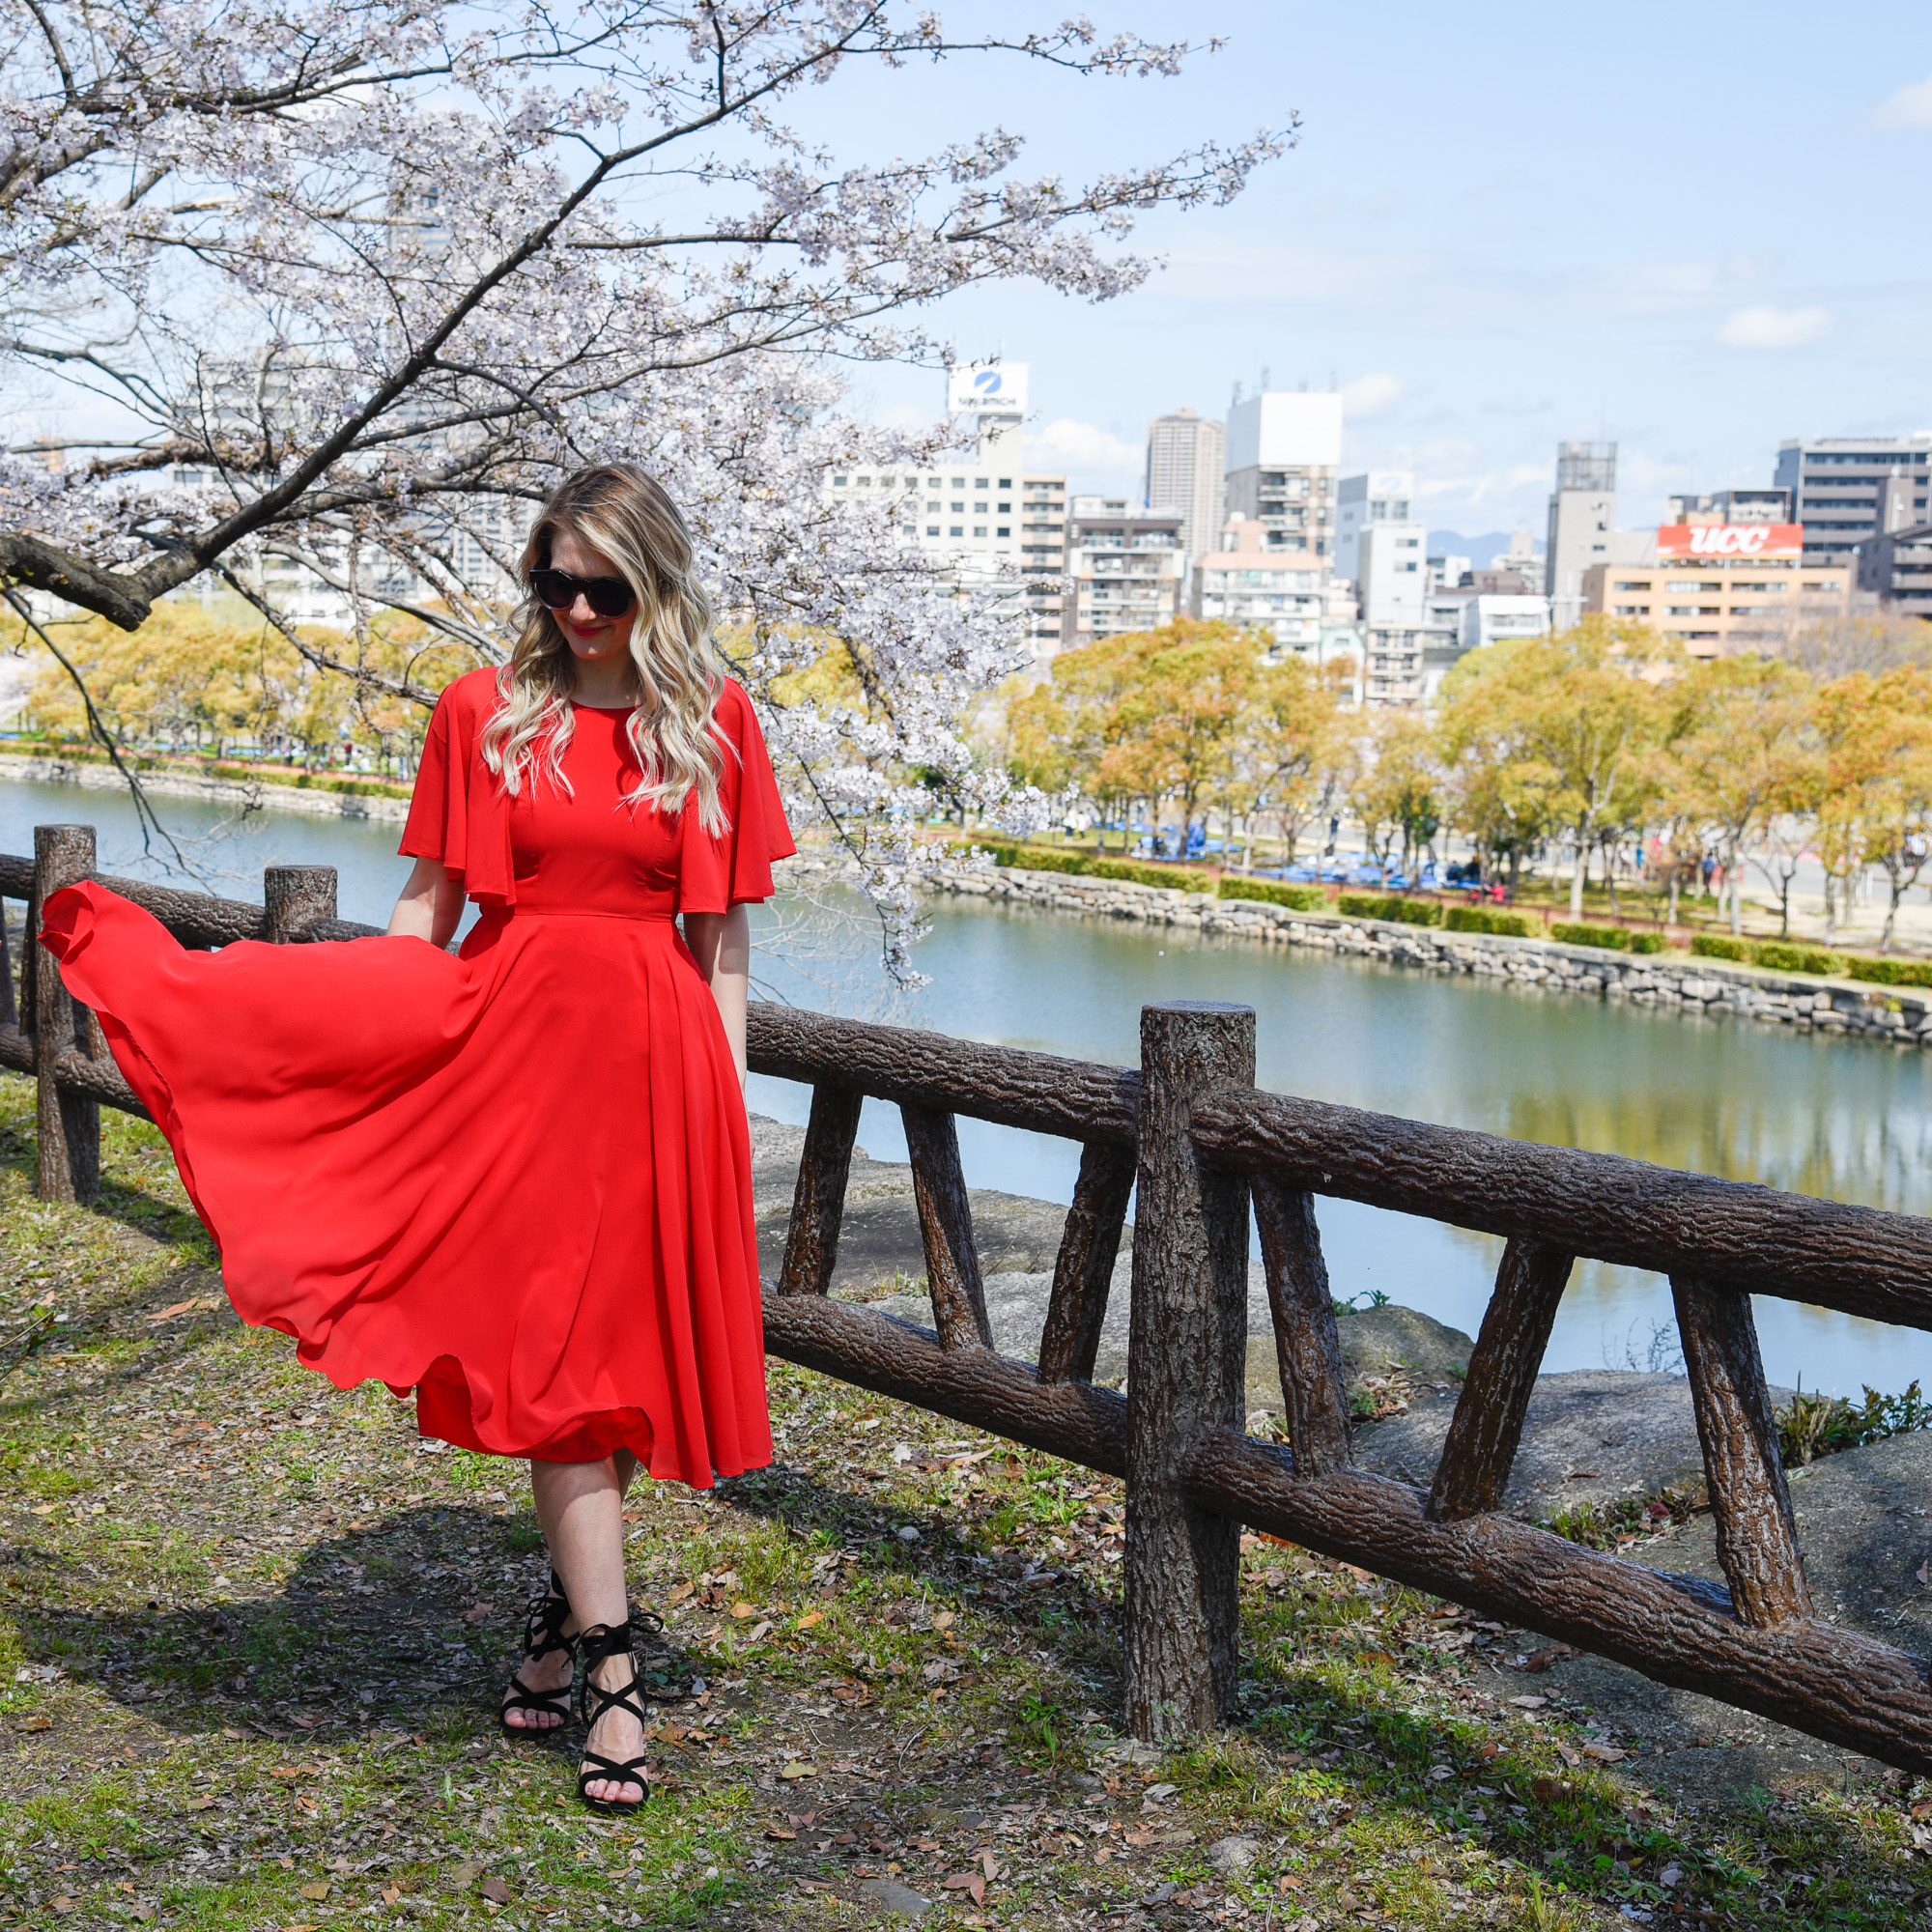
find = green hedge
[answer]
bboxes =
[1217,877,1326,912]
[1442,905,1532,938]
[1337,893,1442,927]
[958,841,1201,893]
[1690,933,1751,962]
[1692,933,1863,979]
[1844,954,1932,988]
[1755,941,1842,977]
[1550,921,1630,950]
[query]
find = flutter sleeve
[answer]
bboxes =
[397,669,518,904]
[677,680,797,915]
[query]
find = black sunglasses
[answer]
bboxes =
[528,567,636,619]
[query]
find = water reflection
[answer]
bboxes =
[0,779,1920,1395]
[746,889,1932,1396]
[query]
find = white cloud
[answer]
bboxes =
[1713,304,1834,351]
[1028,416,1142,490]
[1871,74,1932,128]
[1341,370,1408,418]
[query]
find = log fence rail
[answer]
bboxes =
[9,825,1932,1771]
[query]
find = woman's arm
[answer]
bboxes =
[682,904,751,1086]
[388,857,466,949]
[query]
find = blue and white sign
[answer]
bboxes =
[948,362,1028,413]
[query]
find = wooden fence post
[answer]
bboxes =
[33,824,99,1205]
[1124,999,1255,1740]
[263,865,338,942]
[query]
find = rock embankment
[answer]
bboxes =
[750,1110,1932,1801]
[901,854,1932,1046]
[0,752,411,824]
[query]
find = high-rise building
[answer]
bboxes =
[823,362,1028,582]
[1582,554,1850,655]
[1545,440,1619,630]
[1775,436,1932,564]
[1144,409,1226,561]
[1356,521,1428,628]
[1334,470,1414,583]
[1064,497,1185,645]
[1189,517,1322,651]
[1222,391,1344,565]
[1857,523,1932,621]
[1019,473,1069,652]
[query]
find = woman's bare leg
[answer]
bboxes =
[522,1456,644,1804]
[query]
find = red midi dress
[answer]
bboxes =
[37,668,794,1485]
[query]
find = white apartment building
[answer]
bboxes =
[1462,593,1550,653]
[1065,497,1185,644]
[1334,470,1414,583]
[1222,390,1344,566]
[824,361,1028,587]
[1356,521,1428,627]
[1145,408,1227,561]
[1189,517,1322,651]
[1020,473,1068,651]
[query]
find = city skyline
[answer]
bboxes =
[830,0,1932,539]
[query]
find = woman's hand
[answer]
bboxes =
[388,857,465,949]
[681,905,750,1087]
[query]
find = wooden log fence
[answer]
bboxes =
[9,824,1932,1769]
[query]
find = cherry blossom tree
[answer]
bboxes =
[0,0,1285,974]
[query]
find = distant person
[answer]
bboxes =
[40,463,794,1815]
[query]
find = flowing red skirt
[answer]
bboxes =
[39,883,772,1484]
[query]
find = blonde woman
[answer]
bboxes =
[41,464,794,1812]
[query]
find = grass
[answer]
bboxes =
[0,1072,1926,1928]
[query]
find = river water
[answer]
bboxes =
[3,776,1926,1398]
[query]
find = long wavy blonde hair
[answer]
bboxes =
[483,463,730,834]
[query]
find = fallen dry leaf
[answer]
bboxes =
[1521,1643,1580,1673]
[1507,1695,1548,1710]
[795,1609,822,1630]
[943,1872,987,1905]
[16,1715,51,1732]
[668,1581,695,1605]
[729,1601,756,1620]
[1581,1743,1628,1763]
[186,1795,217,1812]
[480,1877,509,1903]
[144,1295,216,1323]
[780,1761,816,1781]
[765,1828,797,1841]
[297,1880,330,1900]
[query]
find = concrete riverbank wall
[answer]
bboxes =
[914,857,1932,1048]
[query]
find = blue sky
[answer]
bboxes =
[823,2,1932,540]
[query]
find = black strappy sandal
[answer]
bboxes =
[499,1568,574,1738]
[575,1619,651,1813]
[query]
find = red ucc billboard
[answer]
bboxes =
[1656,524,1804,559]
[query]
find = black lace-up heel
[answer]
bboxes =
[498,1568,574,1736]
[575,1619,650,1812]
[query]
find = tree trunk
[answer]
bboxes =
[1569,828,1588,917]
[1668,865,1680,928]
[1729,838,1744,938]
